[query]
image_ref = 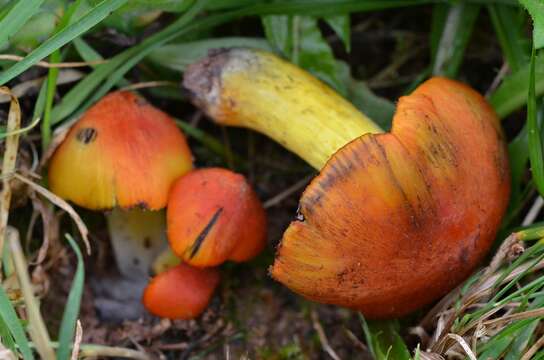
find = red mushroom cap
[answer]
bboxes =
[271,78,510,318]
[142,263,220,319]
[167,168,267,267]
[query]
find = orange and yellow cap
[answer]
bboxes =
[48,91,193,210]
[271,78,510,318]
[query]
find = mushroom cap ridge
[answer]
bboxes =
[271,77,510,319]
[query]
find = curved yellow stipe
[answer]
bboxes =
[184,49,382,169]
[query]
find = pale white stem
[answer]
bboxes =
[106,208,168,279]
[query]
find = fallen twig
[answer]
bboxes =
[0,54,106,68]
[8,227,55,360]
[0,87,21,272]
[311,310,341,360]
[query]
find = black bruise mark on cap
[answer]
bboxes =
[125,201,150,211]
[189,207,223,259]
[76,127,97,144]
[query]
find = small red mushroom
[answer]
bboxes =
[144,168,266,319]
[143,263,220,319]
[167,168,267,267]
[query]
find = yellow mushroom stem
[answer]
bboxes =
[184,48,383,170]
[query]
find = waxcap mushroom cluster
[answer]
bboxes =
[144,167,267,319]
[48,91,267,320]
[48,46,510,322]
[49,91,193,279]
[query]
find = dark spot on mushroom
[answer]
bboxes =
[459,246,469,265]
[227,98,236,109]
[189,207,223,259]
[76,128,97,144]
[143,237,152,249]
[131,202,149,210]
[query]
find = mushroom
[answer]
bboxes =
[143,167,265,319]
[183,48,510,318]
[167,167,267,267]
[143,262,220,319]
[48,91,193,279]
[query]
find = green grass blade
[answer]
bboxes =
[360,315,411,360]
[430,4,449,64]
[51,0,207,125]
[479,296,544,358]
[478,336,512,359]
[41,0,84,150]
[0,314,17,355]
[431,2,480,77]
[9,229,55,360]
[0,287,34,360]
[239,0,482,15]
[79,0,208,111]
[72,37,102,63]
[0,0,129,85]
[72,37,130,89]
[347,76,396,130]
[51,0,436,125]
[0,0,44,49]
[478,319,533,354]
[0,2,17,22]
[504,318,541,359]
[56,234,85,360]
[147,37,272,72]
[175,119,246,168]
[50,57,125,124]
[41,51,61,150]
[527,48,544,195]
[32,80,48,126]
[324,14,351,52]
[506,122,531,222]
[519,0,544,50]
[262,13,292,54]
[516,223,544,241]
[488,4,530,72]
[504,107,544,225]
[263,13,346,94]
[490,52,544,118]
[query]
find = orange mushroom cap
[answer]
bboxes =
[48,91,193,210]
[167,168,267,267]
[143,263,220,319]
[270,78,510,318]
